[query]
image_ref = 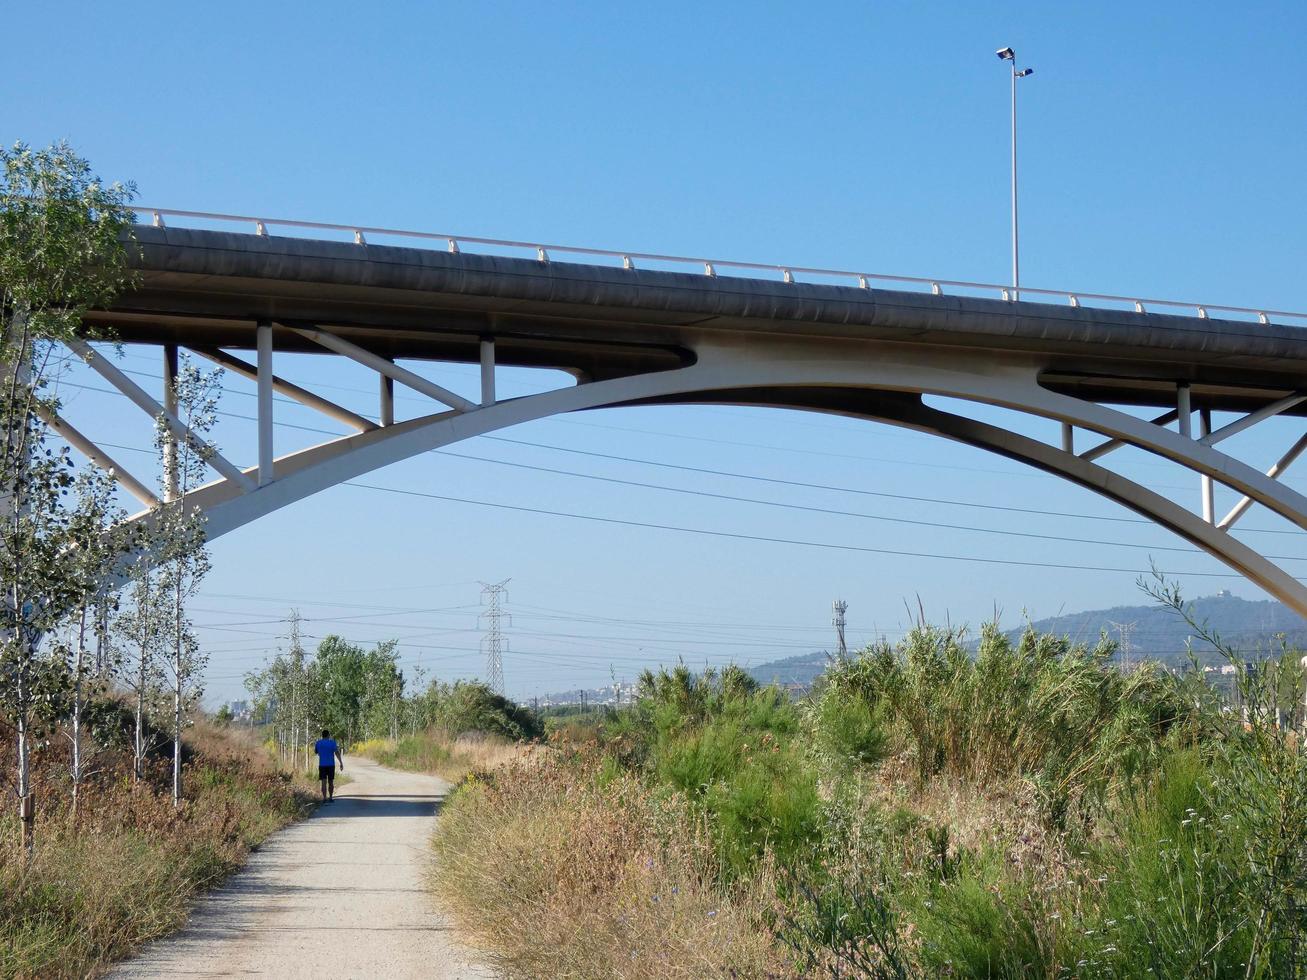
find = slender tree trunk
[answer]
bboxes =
[173,575,183,807]
[94,598,107,678]
[289,680,297,779]
[70,604,88,826]
[134,631,147,784]
[7,327,35,857]
[16,647,33,858]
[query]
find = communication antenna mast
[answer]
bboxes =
[479,580,511,695]
[832,599,849,660]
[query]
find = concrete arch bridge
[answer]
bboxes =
[63,209,1307,615]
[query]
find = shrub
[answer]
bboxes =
[631,667,822,881]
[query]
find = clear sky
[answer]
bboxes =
[7,1,1307,704]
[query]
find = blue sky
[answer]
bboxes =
[8,1,1307,703]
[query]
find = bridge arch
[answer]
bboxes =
[92,335,1307,617]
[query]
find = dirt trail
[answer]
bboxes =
[107,755,496,979]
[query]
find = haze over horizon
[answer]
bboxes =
[8,1,1307,705]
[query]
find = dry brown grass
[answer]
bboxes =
[430,752,791,979]
[0,721,314,978]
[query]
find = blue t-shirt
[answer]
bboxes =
[314,738,338,767]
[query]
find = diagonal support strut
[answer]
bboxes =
[67,339,256,493]
[1218,431,1307,531]
[35,404,159,507]
[190,346,380,433]
[288,326,476,413]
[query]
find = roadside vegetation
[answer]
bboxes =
[0,145,319,978]
[429,582,1307,979]
[0,717,314,978]
[353,681,543,782]
[244,628,544,779]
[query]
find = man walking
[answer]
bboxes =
[314,729,343,801]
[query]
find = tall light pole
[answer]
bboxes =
[996,47,1033,300]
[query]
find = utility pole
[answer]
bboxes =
[832,599,848,660]
[479,580,510,696]
[1109,620,1136,672]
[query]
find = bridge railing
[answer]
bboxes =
[135,207,1307,329]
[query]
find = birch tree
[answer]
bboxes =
[60,468,125,823]
[0,142,134,854]
[117,547,163,783]
[154,356,217,806]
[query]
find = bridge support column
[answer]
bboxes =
[163,344,179,502]
[256,322,274,486]
[379,364,394,427]
[480,338,496,406]
[1199,409,1214,523]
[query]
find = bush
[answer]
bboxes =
[430,681,543,741]
[630,667,822,880]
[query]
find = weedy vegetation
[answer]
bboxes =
[0,719,314,978]
[428,580,1307,979]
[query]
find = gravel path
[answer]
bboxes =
[107,755,496,979]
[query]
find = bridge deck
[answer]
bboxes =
[86,226,1307,413]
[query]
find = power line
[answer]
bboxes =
[58,398,1307,568]
[434,448,1307,558]
[343,480,1254,579]
[58,376,1307,544]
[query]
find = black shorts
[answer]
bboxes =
[319,764,336,781]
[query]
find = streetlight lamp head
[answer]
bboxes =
[1017,68,1034,77]
[996,47,1015,60]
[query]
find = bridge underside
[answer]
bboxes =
[61,225,1307,615]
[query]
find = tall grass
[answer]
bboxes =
[431,753,787,979]
[812,623,1191,822]
[427,608,1307,978]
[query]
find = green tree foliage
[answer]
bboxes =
[246,634,543,760]
[55,468,126,822]
[422,680,543,741]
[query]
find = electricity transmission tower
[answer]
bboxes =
[1108,620,1136,672]
[479,580,511,696]
[832,599,848,660]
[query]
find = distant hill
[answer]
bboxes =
[1011,591,1307,668]
[742,591,1307,690]
[746,650,832,688]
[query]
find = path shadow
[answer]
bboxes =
[312,796,442,818]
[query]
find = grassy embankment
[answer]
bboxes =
[425,614,1307,979]
[354,732,531,784]
[0,720,316,978]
